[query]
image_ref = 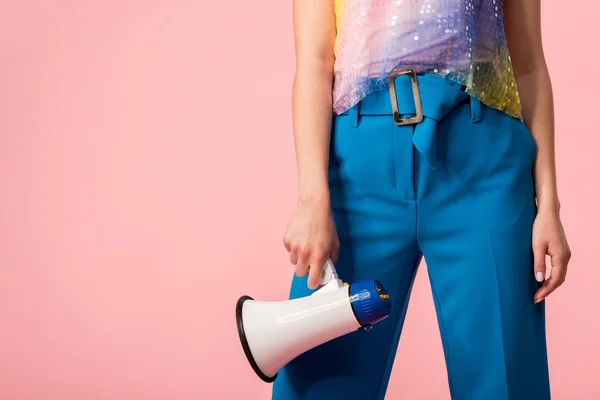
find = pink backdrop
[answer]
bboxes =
[1,1,598,399]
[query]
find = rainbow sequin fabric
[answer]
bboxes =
[333,0,521,118]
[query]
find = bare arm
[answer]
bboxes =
[504,0,570,302]
[504,0,557,214]
[291,0,336,206]
[283,0,338,289]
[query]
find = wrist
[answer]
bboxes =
[536,195,561,216]
[533,171,560,216]
[298,186,330,210]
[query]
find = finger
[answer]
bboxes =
[306,266,321,290]
[532,241,547,283]
[533,272,563,303]
[289,251,298,266]
[534,256,567,303]
[307,255,328,290]
[295,252,309,278]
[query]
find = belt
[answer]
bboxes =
[340,70,482,169]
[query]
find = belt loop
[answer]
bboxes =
[470,95,482,123]
[349,101,360,127]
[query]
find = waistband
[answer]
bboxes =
[340,73,481,123]
[337,72,483,169]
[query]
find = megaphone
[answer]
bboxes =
[236,259,392,382]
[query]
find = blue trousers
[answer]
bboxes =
[272,74,550,399]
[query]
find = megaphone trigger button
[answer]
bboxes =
[360,324,373,332]
[343,282,349,287]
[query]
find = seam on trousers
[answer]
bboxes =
[444,165,511,399]
[373,252,422,400]
[477,204,511,399]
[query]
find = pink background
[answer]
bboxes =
[1,1,598,399]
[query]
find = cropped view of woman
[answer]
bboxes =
[277,0,571,399]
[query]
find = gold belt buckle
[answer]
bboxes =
[388,69,423,126]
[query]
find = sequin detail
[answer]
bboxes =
[333,0,521,118]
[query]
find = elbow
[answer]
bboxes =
[510,51,549,81]
[295,54,335,81]
[513,63,549,82]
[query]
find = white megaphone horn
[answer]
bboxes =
[236,259,392,382]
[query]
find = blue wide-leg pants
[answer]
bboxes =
[271,74,551,400]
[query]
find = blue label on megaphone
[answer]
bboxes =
[349,280,392,328]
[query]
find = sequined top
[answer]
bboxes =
[333,0,521,118]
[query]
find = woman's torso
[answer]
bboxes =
[333,0,521,118]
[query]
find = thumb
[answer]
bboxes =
[330,245,339,265]
[533,243,547,283]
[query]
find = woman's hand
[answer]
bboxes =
[532,209,571,303]
[286,0,337,290]
[283,197,339,290]
[504,0,570,304]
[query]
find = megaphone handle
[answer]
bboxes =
[320,259,338,286]
[311,259,343,296]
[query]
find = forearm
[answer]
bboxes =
[503,0,559,214]
[515,66,560,214]
[292,64,334,207]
